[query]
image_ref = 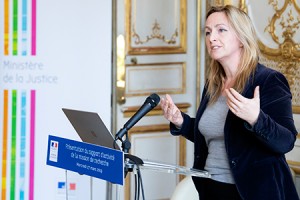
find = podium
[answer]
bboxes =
[124,154,210,178]
[46,135,210,200]
[47,135,210,183]
[47,108,210,199]
[122,155,210,200]
[141,160,210,177]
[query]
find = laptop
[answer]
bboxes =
[62,108,121,151]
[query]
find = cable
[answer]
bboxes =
[126,156,145,200]
[124,154,145,199]
[134,173,138,200]
[136,165,145,200]
[137,172,140,200]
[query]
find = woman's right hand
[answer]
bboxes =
[160,94,183,128]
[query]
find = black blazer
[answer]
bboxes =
[171,63,299,199]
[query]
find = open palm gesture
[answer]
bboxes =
[225,86,260,126]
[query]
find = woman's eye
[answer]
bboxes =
[219,28,227,33]
[205,31,211,36]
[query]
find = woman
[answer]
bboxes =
[161,5,299,200]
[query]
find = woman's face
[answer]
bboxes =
[205,12,242,65]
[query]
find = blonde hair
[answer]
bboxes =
[205,5,260,104]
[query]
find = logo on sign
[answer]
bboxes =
[57,181,77,196]
[49,140,59,162]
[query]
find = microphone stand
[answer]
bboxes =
[114,93,160,199]
[121,131,131,153]
[115,130,144,177]
[120,133,145,200]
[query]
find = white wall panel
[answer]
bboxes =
[0,1,112,200]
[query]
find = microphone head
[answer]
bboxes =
[146,93,160,108]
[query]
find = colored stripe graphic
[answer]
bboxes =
[3,0,36,55]
[1,90,8,200]
[4,0,9,55]
[13,0,19,55]
[1,90,36,200]
[10,90,17,199]
[31,0,37,55]
[22,0,28,56]
[29,90,36,200]
[20,91,27,200]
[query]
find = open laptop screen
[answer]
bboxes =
[62,108,120,151]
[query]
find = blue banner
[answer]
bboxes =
[46,135,124,185]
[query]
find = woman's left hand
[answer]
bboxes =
[225,86,260,126]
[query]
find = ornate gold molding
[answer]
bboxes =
[258,0,300,113]
[126,0,187,54]
[132,20,178,45]
[124,62,186,97]
[122,103,191,118]
[131,0,179,45]
[265,0,300,44]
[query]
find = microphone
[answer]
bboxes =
[115,93,160,140]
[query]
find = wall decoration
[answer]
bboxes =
[126,0,187,54]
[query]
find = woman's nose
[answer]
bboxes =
[209,30,217,42]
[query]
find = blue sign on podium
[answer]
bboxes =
[46,135,124,185]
